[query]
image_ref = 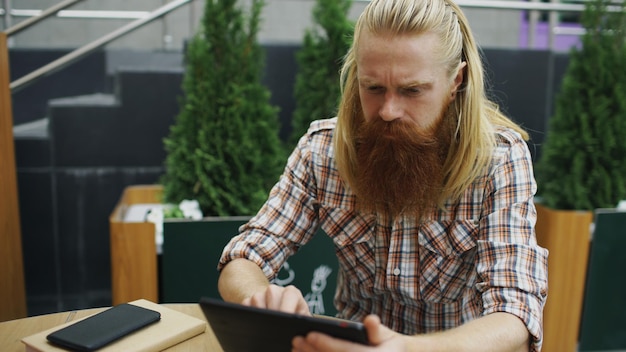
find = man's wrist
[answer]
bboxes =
[406,333,439,352]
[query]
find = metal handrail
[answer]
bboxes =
[352,0,623,12]
[6,0,625,18]
[4,0,83,37]
[6,0,622,16]
[8,0,192,93]
[3,9,150,20]
[456,0,585,11]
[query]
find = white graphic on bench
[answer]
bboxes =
[304,265,333,315]
[274,261,296,286]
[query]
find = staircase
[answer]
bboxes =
[13,51,184,315]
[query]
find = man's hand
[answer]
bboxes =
[219,259,311,315]
[291,315,406,352]
[242,284,311,316]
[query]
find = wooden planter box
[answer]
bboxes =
[535,203,593,352]
[109,185,162,305]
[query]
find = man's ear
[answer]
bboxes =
[450,61,467,100]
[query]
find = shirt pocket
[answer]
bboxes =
[418,220,478,303]
[319,208,375,245]
[319,207,376,280]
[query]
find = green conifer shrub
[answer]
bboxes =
[289,0,354,146]
[161,0,285,216]
[536,0,626,210]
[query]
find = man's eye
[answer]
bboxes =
[405,87,421,94]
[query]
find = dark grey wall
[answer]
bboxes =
[15,69,184,314]
[483,49,557,161]
[9,49,108,126]
[12,46,568,316]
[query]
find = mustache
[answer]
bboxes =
[355,118,439,153]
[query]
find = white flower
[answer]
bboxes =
[145,207,165,254]
[179,199,203,220]
[145,207,164,233]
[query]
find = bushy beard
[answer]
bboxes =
[353,110,453,221]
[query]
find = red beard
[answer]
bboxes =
[353,115,452,220]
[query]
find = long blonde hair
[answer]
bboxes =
[334,0,528,203]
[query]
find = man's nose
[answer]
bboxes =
[379,94,402,122]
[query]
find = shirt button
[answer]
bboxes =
[393,268,401,276]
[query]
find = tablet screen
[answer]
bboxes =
[199,297,369,351]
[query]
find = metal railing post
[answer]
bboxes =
[529,0,540,48]
[1,0,13,46]
[549,0,561,50]
[2,0,11,30]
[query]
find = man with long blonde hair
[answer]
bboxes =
[218,0,548,351]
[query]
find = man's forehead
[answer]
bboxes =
[355,31,444,75]
[357,75,434,88]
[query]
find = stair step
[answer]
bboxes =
[49,93,117,107]
[13,118,49,139]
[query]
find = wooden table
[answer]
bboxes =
[0,304,224,351]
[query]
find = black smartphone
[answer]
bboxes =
[199,297,369,351]
[46,303,161,351]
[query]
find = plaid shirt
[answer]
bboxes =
[219,118,548,351]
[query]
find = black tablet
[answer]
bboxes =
[199,297,369,351]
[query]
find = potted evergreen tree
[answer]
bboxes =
[533,0,626,349]
[110,0,284,304]
[147,0,344,309]
[111,0,351,314]
[289,0,353,146]
[161,0,284,216]
[157,0,288,302]
[537,0,626,211]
